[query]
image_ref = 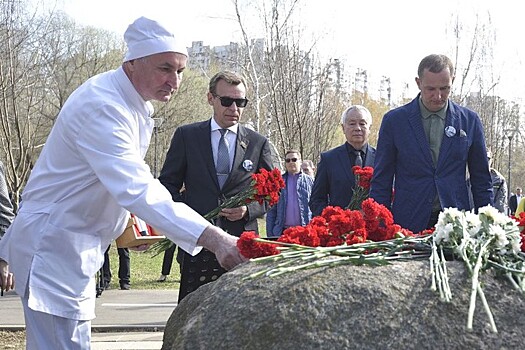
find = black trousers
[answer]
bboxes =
[177,248,227,302]
[161,244,176,276]
[427,210,441,230]
[102,245,130,285]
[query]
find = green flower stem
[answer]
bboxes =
[244,257,304,280]
[266,255,385,278]
[149,187,258,257]
[204,188,255,221]
[439,246,452,301]
[430,242,437,292]
[467,240,491,331]
[488,260,525,274]
[474,282,497,333]
[505,272,523,294]
[434,253,448,301]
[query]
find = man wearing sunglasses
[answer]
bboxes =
[159,70,274,301]
[310,105,376,216]
[266,150,314,237]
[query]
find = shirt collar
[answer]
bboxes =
[419,98,448,120]
[210,117,239,134]
[346,142,366,153]
[115,66,154,119]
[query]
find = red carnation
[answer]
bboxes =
[237,231,279,258]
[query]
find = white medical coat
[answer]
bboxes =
[0,67,209,320]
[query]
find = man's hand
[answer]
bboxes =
[220,205,247,222]
[197,226,247,270]
[0,259,14,295]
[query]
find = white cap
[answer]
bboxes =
[123,16,188,62]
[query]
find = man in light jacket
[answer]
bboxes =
[0,17,245,349]
[267,150,314,237]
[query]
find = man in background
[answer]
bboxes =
[370,54,492,233]
[487,150,507,213]
[159,70,274,301]
[266,150,314,237]
[309,105,376,216]
[101,245,131,290]
[509,187,522,215]
[301,159,316,177]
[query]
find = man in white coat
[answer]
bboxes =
[0,17,245,349]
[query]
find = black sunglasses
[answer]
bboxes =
[285,158,298,163]
[213,94,249,108]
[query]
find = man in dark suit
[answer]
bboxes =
[159,71,274,301]
[509,187,522,215]
[309,105,376,216]
[370,54,493,233]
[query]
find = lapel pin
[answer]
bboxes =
[243,159,254,171]
[240,140,248,149]
[445,126,456,137]
[460,129,467,137]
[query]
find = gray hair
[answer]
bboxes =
[341,105,372,125]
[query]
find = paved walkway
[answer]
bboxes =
[1,288,179,349]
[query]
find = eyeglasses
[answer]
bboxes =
[213,94,249,108]
[285,158,298,163]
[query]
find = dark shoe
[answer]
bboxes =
[120,283,130,290]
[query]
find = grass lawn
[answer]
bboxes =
[104,244,181,290]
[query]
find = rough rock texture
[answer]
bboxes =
[162,260,525,350]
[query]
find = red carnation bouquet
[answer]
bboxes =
[205,167,285,219]
[150,167,285,256]
[346,166,374,210]
[237,198,419,262]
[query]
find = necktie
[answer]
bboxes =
[216,129,230,188]
[354,150,363,167]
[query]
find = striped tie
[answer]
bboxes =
[216,129,230,188]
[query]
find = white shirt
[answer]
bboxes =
[0,67,209,320]
[210,117,238,170]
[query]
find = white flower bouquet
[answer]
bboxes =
[430,206,525,332]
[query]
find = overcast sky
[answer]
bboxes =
[58,0,524,104]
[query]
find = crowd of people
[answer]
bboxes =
[0,15,519,349]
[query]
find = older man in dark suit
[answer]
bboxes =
[159,71,274,301]
[309,105,376,216]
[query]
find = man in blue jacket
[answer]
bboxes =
[266,150,313,237]
[370,54,493,233]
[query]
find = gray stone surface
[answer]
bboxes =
[162,259,525,350]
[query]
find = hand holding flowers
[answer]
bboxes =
[149,168,285,256]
